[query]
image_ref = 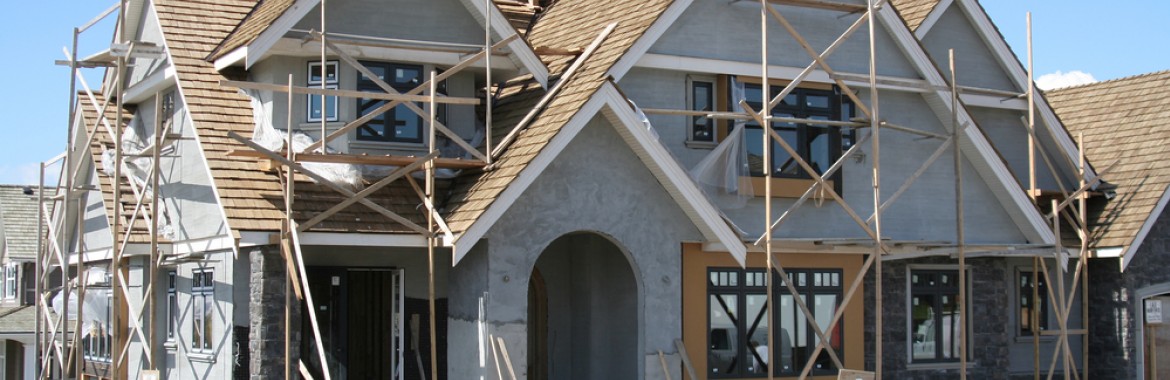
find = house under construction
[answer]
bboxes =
[32,0,1168,379]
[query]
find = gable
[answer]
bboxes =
[486,113,706,259]
[919,4,1017,92]
[646,1,920,79]
[292,0,487,46]
[125,1,170,89]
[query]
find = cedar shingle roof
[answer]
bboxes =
[78,96,157,244]
[494,0,540,36]
[442,0,674,233]
[439,0,673,232]
[1045,71,1170,250]
[0,186,46,260]
[888,0,939,31]
[155,0,428,233]
[207,0,294,61]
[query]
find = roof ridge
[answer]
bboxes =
[1046,69,1170,93]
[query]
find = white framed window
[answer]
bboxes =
[167,271,177,342]
[191,269,214,352]
[3,264,17,300]
[307,61,339,122]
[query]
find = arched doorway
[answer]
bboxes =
[527,232,639,380]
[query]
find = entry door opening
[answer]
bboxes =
[304,268,405,379]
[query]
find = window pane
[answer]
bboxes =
[941,294,960,359]
[709,294,739,375]
[393,104,422,141]
[308,92,338,122]
[778,295,796,373]
[309,62,338,84]
[1020,271,1048,335]
[395,66,422,87]
[361,65,386,82]
[805,94,830,109]
[193,295,203,348]
[745,294,769,375]
[811,294,840,370]
[911,294,936,361]
[204,294,214,349]
[806,125,831,175]
[745,127,765,176]
[773,128,798,176]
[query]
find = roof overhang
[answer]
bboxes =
[448,81,748,266]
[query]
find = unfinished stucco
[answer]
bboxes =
[919,5,1018,93]
[293,0,487,46]
[650,0,921,79]
[448,114,703,379]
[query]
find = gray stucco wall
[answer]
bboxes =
[163,89,231,242]
[448,114,704,380]
[968,107,1063,192]
[293,0,486,46]
[128,2,170,89]
[619,70,1028,244]
[650,0,920,79]
[919,5,1017,92]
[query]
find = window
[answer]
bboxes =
[83,275,113,362]
[192,269,214,352]
[307,61,339,122]
[909,269,964,363]
[741,84,854,179]
[3,264,16,299]
[1019,270,1049,335]
[707,268,843,377]
[356,61,425,143]
[691,80,715,143]
[167,271,177,342]
[160,90,176,129]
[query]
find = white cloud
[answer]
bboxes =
[1035,70,1097,90]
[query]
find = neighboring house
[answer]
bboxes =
[0,185,47,379]
[52,0,1119,380]
[1046,70,1170,380]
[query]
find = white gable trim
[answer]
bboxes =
[606,0,694,81]
[950,0,1094,181]
[876,5,1054,244]
[450,82,747,266]
[456,0,549,87]
[1122,186,1170,271]
[242,0,320,69]
[913,0,952,39]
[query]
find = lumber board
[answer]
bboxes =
[227,149,487,169]
[220,80,481,105]
[766,0,867,13]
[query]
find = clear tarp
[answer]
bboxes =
[690,77,754,209]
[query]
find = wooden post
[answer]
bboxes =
[951,49,967,380]
[285,73,295,380]
[868,0,884,376]
[427,70,439,380]
[1078,133,1088,380]
[320,0,327,155]
[1152,325,1159,380]
[1027,13,1036,201]
[1034,259,1041,380]
[484,0,493,164]
[759,1,775,379]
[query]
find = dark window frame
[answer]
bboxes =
[909,269,967,363]
[1018,269,1049,336]
[691,80,715,143]
[167,271,177,342]
[739,83,855,183]
[355,61,430,144]
[707,267,844,378]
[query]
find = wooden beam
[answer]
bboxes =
[297,151,437,232]
[220,80,481,105]
[533,46,583,55]
[227,149,486,170]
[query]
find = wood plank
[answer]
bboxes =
[227,149,487,169]
[220,80,481,105]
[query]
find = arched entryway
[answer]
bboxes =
[527,232,639,380]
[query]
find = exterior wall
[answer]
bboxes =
[292,0,487,46]
[155,249,239,380]
[1088,207,1170,379]
[127,1,170,89]
[620,67,1028,244]
[448,114,704,380]
[968,106,1064,192]
[162,88,232,242]
[248,56,479,156]
[919,5,1017,93]
[649,0,920,79]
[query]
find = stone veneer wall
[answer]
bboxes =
[247,245,301,379]
[864,257,1011,379]
[1087,206,1170,379]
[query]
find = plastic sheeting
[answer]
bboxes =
[245,89,365,190]
[50,267,112,337]
[690,77,754,209]
[97,114,177,240]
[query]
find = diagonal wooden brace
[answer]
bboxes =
[297,150,437,232]
[228,131,430,235]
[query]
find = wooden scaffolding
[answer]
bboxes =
[35,0,1104,379]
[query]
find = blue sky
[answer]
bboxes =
[1,1,1167,186]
